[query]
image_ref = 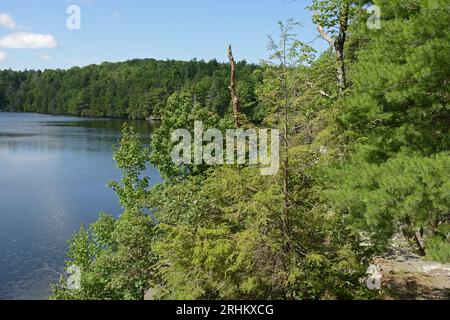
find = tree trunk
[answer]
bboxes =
[401,218,426,256]
[335,41,346,93]
[227,45,241,128]
[334,4,349,93]
[316,4,350,93]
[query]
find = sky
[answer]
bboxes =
[0,0,327,70]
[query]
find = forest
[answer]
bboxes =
[40,0,449,300]
[0,58,262,121]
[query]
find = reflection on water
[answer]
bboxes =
[0,112,161,300]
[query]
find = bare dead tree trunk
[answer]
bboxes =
[316,3,349,93]
[227,45,241,128]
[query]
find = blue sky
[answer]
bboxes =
[0,0,326,70]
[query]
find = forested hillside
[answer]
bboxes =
[0,59,262,120]
[49,0,449,300]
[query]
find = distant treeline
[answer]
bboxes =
[0,59,262,120]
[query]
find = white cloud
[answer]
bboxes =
[0,13,17,29]
[0,51,6,62]
[0,32,57,49]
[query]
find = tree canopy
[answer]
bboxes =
[0,59,261,120]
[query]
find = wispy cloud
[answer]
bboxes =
[0,32,57,49]
[0,51,7,62]
[0,13,18,30]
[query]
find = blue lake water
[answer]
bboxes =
[0,112,161,300]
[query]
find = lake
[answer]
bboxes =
[0,112,161,300]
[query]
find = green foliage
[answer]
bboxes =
[66,225,95,272]
[0,59,260,119]
[109,123,151,210]
[425,222,450,263]
[149,167,370,300]
[51,211,157,300]
[150,90,232,179]
[426,235,450,263]
[324,0,450,256]
[322,153,450,249]
[309,0,356,33]
[51,127,158,300]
